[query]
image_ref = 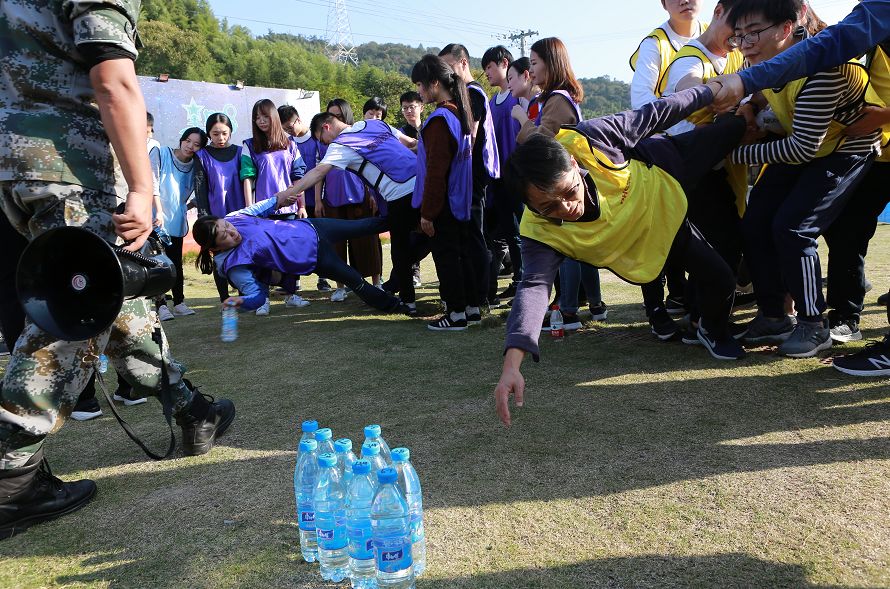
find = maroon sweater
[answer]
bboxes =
[419,101,459,221]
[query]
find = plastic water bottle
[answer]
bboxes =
[549,304,564,339]
[297,420,319,462]
[153,224,173,247]
[97,354,108,374]
[315,427,336,456]
[346,460,379,589]
[221,302,238,342]
[391,448,426,577]
[361,441,388,474]
[371,467,415,589]
[335,438,358,484]
[314,452,350,582]
[363,425,392,464]
[295,439,320,562]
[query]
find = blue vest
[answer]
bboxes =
[319,142,366,208]
[293,133,320,207]
[413,107,473,221]
[332,120,417,190]
[219,215,319,278]
[490,90,520,166]
[468,82,500,179]
[157,146,195,237]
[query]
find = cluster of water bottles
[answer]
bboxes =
[294,420,425,588]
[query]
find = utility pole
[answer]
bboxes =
[501,29,539,57]
[325,0,358,65]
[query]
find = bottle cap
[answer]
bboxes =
[364,424,381,438]
[361,441,380,456]
[352,460,371,475]
[550,304,559,310]
[391,448,410,462]
[377,467,397,485]
[334,438,353,453]
[301,420,318,433]
[318,452,337,467]
[299,439,318,453]
[315,427,333,441]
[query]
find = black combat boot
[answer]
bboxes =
[0,450,96,540]
[175,380,235,456]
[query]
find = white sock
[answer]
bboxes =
[465,306,480,316]
[449,311,466,322]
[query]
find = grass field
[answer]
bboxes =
[1,229,889,589]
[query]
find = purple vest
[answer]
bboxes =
[413,107,473,222]
[534,90,582,127]
[292,134,319,207]
[196,147,245,218]
[332,120,417,188]
[219,215,319,277]
[468,82,500,179]
[244,138,300,213]
[489,90,520,165]
[318,142,366,208]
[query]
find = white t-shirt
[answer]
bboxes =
[630,20,704,109]
[320,121,415,201]
[662,39,727,135]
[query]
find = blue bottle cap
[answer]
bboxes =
[299,439,318,453]
[334,438,352,453]
[301,420,319,433]
[364,424,381,438]
[391,448,410,462]
[361,441,380,456]
[318,452,337,467]
[352,460,371,475]
[315,427,333,441]
[377,467,397,485]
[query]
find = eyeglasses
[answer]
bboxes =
[728,23,779,48]
[401,104,421,112]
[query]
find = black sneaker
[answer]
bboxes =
[732,291,758,310]
[829,315,862,343]
[401,303,418,317]
[497,283,517,300]
[833,334,890,376]
[665,296,687,316]
[589,302,608,321]
[317,279,334,292]
[0,338,8,356]
[681,328,701,345]
[0,462,97,540]
[427,314,468,331]
[71,397,102,421]
[649,307,678,341]
[176,382,236,456]
[878,292,889,307]
[467,311,482,326]
[697,323,746,360]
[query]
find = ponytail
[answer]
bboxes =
[411,55,474,135]
[192,215,221,275]
[449,73,474,136]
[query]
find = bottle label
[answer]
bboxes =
[373,536,413,573]
[315,511,347,550]
[297,500,315,531]
[347,521,374,560]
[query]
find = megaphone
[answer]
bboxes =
[16,227,176,341]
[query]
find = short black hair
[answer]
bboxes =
[481,45,514,68]
[400,91,422,104]
[728,0,802,28]
[362,96,388,120]
[310,111,338,138]
[179,126,208,148]
[504,134,573,205]
[146,112,154,127]
[277,104,299,122]
[439,43,470,61]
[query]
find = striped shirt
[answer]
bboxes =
[732,69,881,165]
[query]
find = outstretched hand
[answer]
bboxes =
[711,73,746,113]
[495,349,527,426]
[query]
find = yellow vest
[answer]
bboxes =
[519,128,688,284]
[630,23,708,98]
[867,45,890,162]
[763,62,887,161]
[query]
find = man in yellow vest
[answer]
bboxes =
[494,81,745,426]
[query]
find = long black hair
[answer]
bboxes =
[504,134,573,204]
[204,112,233,135]
[326,98,355,125]
[193,215,221,275]
[410,54,473,135]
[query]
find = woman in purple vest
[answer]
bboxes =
[195,113,245,302]
[411,54,479,331]
[512,37,607,333]
[317,98,383,303]
[192,193,403,316]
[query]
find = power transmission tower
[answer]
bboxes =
[501,29,539,57]
[325,0,358,65]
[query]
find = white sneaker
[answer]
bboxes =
[331,288,348,302]
[285,294,311,308]
[172,303,195,316]
[158,305,175,321]
[255,301,271,316]
[113,394,148,406]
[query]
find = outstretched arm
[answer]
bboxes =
[275,163,333,201]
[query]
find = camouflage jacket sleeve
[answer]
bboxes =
[63,0,141,58]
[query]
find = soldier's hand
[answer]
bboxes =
[114,191,154,251]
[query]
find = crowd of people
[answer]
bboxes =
[1,0,889,541]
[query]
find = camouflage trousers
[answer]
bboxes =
[0,181,192,469]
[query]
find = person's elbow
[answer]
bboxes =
[89,58,138,102]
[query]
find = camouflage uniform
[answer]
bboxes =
[0,0,193,469]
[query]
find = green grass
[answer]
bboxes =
[2,230,889,588]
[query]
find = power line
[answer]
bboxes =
[500,29,538,57]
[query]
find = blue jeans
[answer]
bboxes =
[559,259,601,314]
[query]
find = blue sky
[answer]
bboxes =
[205,0,858,82]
